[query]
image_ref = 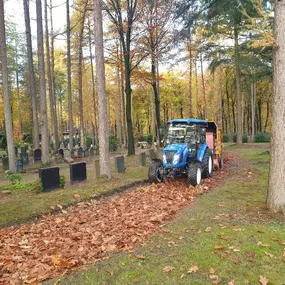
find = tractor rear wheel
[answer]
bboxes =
[202,148,213,178]
[187,162,202,186]
[148,160,163,183]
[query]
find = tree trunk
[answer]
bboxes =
[0,0,16,173]
[194,56,199,118]
[234,26,242,144]
[200,53,207,119]
[188,29,193,117]
[250,80,256,142]
[44,0,57,152]
[23,0,40,149]
[264,99,270,132]
[15,47,22,136]
[120,44,127,146]
[87,17,98,146]
[93,0,111,178]
[116,43,122,146]
[268,0,285,213]
[66,0,73,150]
[36,0,49,165]
[49,0,59,148]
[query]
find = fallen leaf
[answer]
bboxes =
[244,279,249,284]
[228,281,237,285]
[132,279,139,283]
[259,275,269,285]
[163,266,175,273]
[209,267,216,274]
[187,265,199,273]
[265,251,274,259]
[210,275,219,280]
[233,257,240,264]
[135,255,146,260]
[257,241,270,247]
[107,270,114,276]
[205,227,212,233]
[73,194,80,199]
[233,228,244,232]
[214,245,224,250]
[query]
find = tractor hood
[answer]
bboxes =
[163,144,188,154]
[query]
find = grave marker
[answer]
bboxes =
[115,156,125,173]
[139,152,146,166]
[70,162,87,183]
[94,159,100,178]
[2,157,9,170]
[39,167,60,192]
[34,149,42,162]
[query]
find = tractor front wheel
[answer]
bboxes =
[148,160,163,183]
[187,162,202,186]
[202,148,213,178]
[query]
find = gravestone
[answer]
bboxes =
[39,167,60,192]
[16,159,24,172]
[70,162,87,183]
[77,147,84,158]
[58,148,64,158]
[139,152,146,167]
[94,159,100,179]
[20,153,29,165]
[34,148,42,162]
[2,157,9,170]
[114,156,125,173]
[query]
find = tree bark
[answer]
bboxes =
[66,0,73,151]
[0,0,16,173]
[23,0,40,149]
[116,43,122,146]
[200,53,207,119]
[267,0,285,213]
[87,17,98,146]
[250,80,256,142]
[78,1,88,149]
[188,29,193,117]
[194,56,199,118]
[49,0,59,148]
[36,0,49,165]
[15,46,22,136]
[93,0,111,178]
[44,0,57,152]
[234,25,243,144]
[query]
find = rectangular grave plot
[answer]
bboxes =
[39,167,60,192]
[34,148,42,162]
[70,162,87,183]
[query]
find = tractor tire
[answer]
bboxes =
[187,162,202,186]
[202,148,213,178]
[148,160,163,183]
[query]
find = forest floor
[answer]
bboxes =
[1,144,285,285]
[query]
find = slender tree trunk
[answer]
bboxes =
[188,29,193,117]
[234,26,242,144]
[217,66,223,127]
[268,0,285,212]
[116,44,122,146]
[250,80,256,142]
[120,44,127,146]
[15,47,22,136]
[93,0,111,178]
[44,0,56,152]
[36,0,49,165]
[23,0,40,149]
[66,0,73,150]
[264,99,270,132]
[200,53,207,119]
[194,56,199,118]
[0,0,16,173]
[49,0,59,148]
[87,17,98,146]
[78,1,88,149]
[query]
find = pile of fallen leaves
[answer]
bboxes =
[0,154,233,284]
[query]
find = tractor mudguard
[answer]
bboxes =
[197,143,208,163]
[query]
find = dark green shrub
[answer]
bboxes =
[146,134,153,144]
[31,179,43,193]
[6,173,22,184]
[254,132,270,143]
[86,136,93,148]
[232,133,248,143]
[0,136,7,150]
[222,133,231,143]
[59,176,66,189]
[109,135,119,152]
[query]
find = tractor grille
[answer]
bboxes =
[165,150,176,164]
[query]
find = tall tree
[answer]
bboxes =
[0,0,16,173]
[23,0,40,149]
[36,0,49,164]
[267,0,285,213]
[93,0,111,178]
[66,0,73,151]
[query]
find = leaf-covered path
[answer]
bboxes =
[0,153,235,284]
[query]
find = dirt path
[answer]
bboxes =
[0,153,238,284]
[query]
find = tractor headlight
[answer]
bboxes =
[162,154,167,164]
[172,153,180,165]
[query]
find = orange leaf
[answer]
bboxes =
[259,275,269,285]
[187,265,199,273]
[228,281,237,285]
[209,267,216,274]
[214,245,224,250]
[163,266,175,273]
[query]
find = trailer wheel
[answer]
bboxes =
[187,162,202,186]
[202,148,213,178]
[148,160,163,183]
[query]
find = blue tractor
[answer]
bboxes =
[148,118,213,186]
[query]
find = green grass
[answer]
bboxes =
[49,144,285,285]
[0,155,148,227]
